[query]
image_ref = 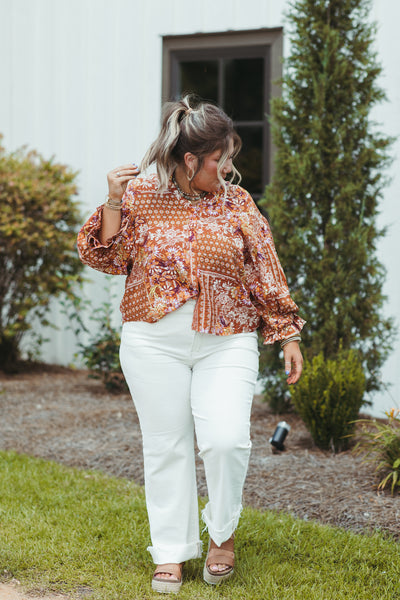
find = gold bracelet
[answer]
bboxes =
[104,195,122,210]
[104,203,122,211]
[280,335,302,349]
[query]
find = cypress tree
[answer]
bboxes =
[261,0,393,408]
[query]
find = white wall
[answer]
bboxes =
[368,1,400,415]
[0,0,398,415]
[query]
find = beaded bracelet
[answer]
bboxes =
[280,335,302,349]
[104,195,123,211]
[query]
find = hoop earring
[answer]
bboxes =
[187,168,195,182]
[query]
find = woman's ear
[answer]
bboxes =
[183,152,198,172]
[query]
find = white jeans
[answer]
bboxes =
[119,299,259,565]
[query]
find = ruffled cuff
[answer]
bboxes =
[261,314,306,345]
[77,202,135,275]
[85,204,132,249]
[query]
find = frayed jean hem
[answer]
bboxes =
[201,503,242,546]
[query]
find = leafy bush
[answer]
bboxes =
[0,137,84,370]
[77,297,128,393]
[353,408,400,494]
[290,348,366,452]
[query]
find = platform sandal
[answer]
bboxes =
[203,537,235,585]
[152,562,183,594]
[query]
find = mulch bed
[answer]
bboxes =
[1,367,399,540]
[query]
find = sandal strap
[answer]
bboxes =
[153,563,183,580]
[206,548,235,568]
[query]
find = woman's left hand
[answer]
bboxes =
[283,342,303,385]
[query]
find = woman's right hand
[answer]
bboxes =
[107,163,140,202]
[283,341,303,385]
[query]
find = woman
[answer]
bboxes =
[77,95,304,594]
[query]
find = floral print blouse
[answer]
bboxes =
[77,175,305,344]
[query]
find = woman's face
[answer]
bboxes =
[191,138,235,194]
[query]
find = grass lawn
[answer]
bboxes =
[0,450,399,600]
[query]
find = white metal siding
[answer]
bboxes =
[0,0,399,415]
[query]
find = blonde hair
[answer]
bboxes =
[140,95,242,192]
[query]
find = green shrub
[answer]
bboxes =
[290,348,366,452]
[78,297,127,394]
[353,408,400,494]
[0,137,84,370]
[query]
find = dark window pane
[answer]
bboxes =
[224,58,264,121]
[179,61,218,103]
[235,126,263,197]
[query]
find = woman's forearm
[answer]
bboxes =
[100,205,122,245]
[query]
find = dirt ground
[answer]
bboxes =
[0,581,67,600]
[1,366,400,599]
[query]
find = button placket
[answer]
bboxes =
[187,205,200,290]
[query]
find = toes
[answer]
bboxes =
[209,563,229,572]
[159,573,177,580]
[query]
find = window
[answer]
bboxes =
[162,29,283,200]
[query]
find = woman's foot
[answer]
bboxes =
[152,563,183,594]
[203,535,235,585]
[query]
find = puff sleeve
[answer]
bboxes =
[76,183,136,275]
[239,193,305,344]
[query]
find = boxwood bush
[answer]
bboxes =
[290,347,366,452]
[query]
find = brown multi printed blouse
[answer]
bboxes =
[77,174,305,344]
